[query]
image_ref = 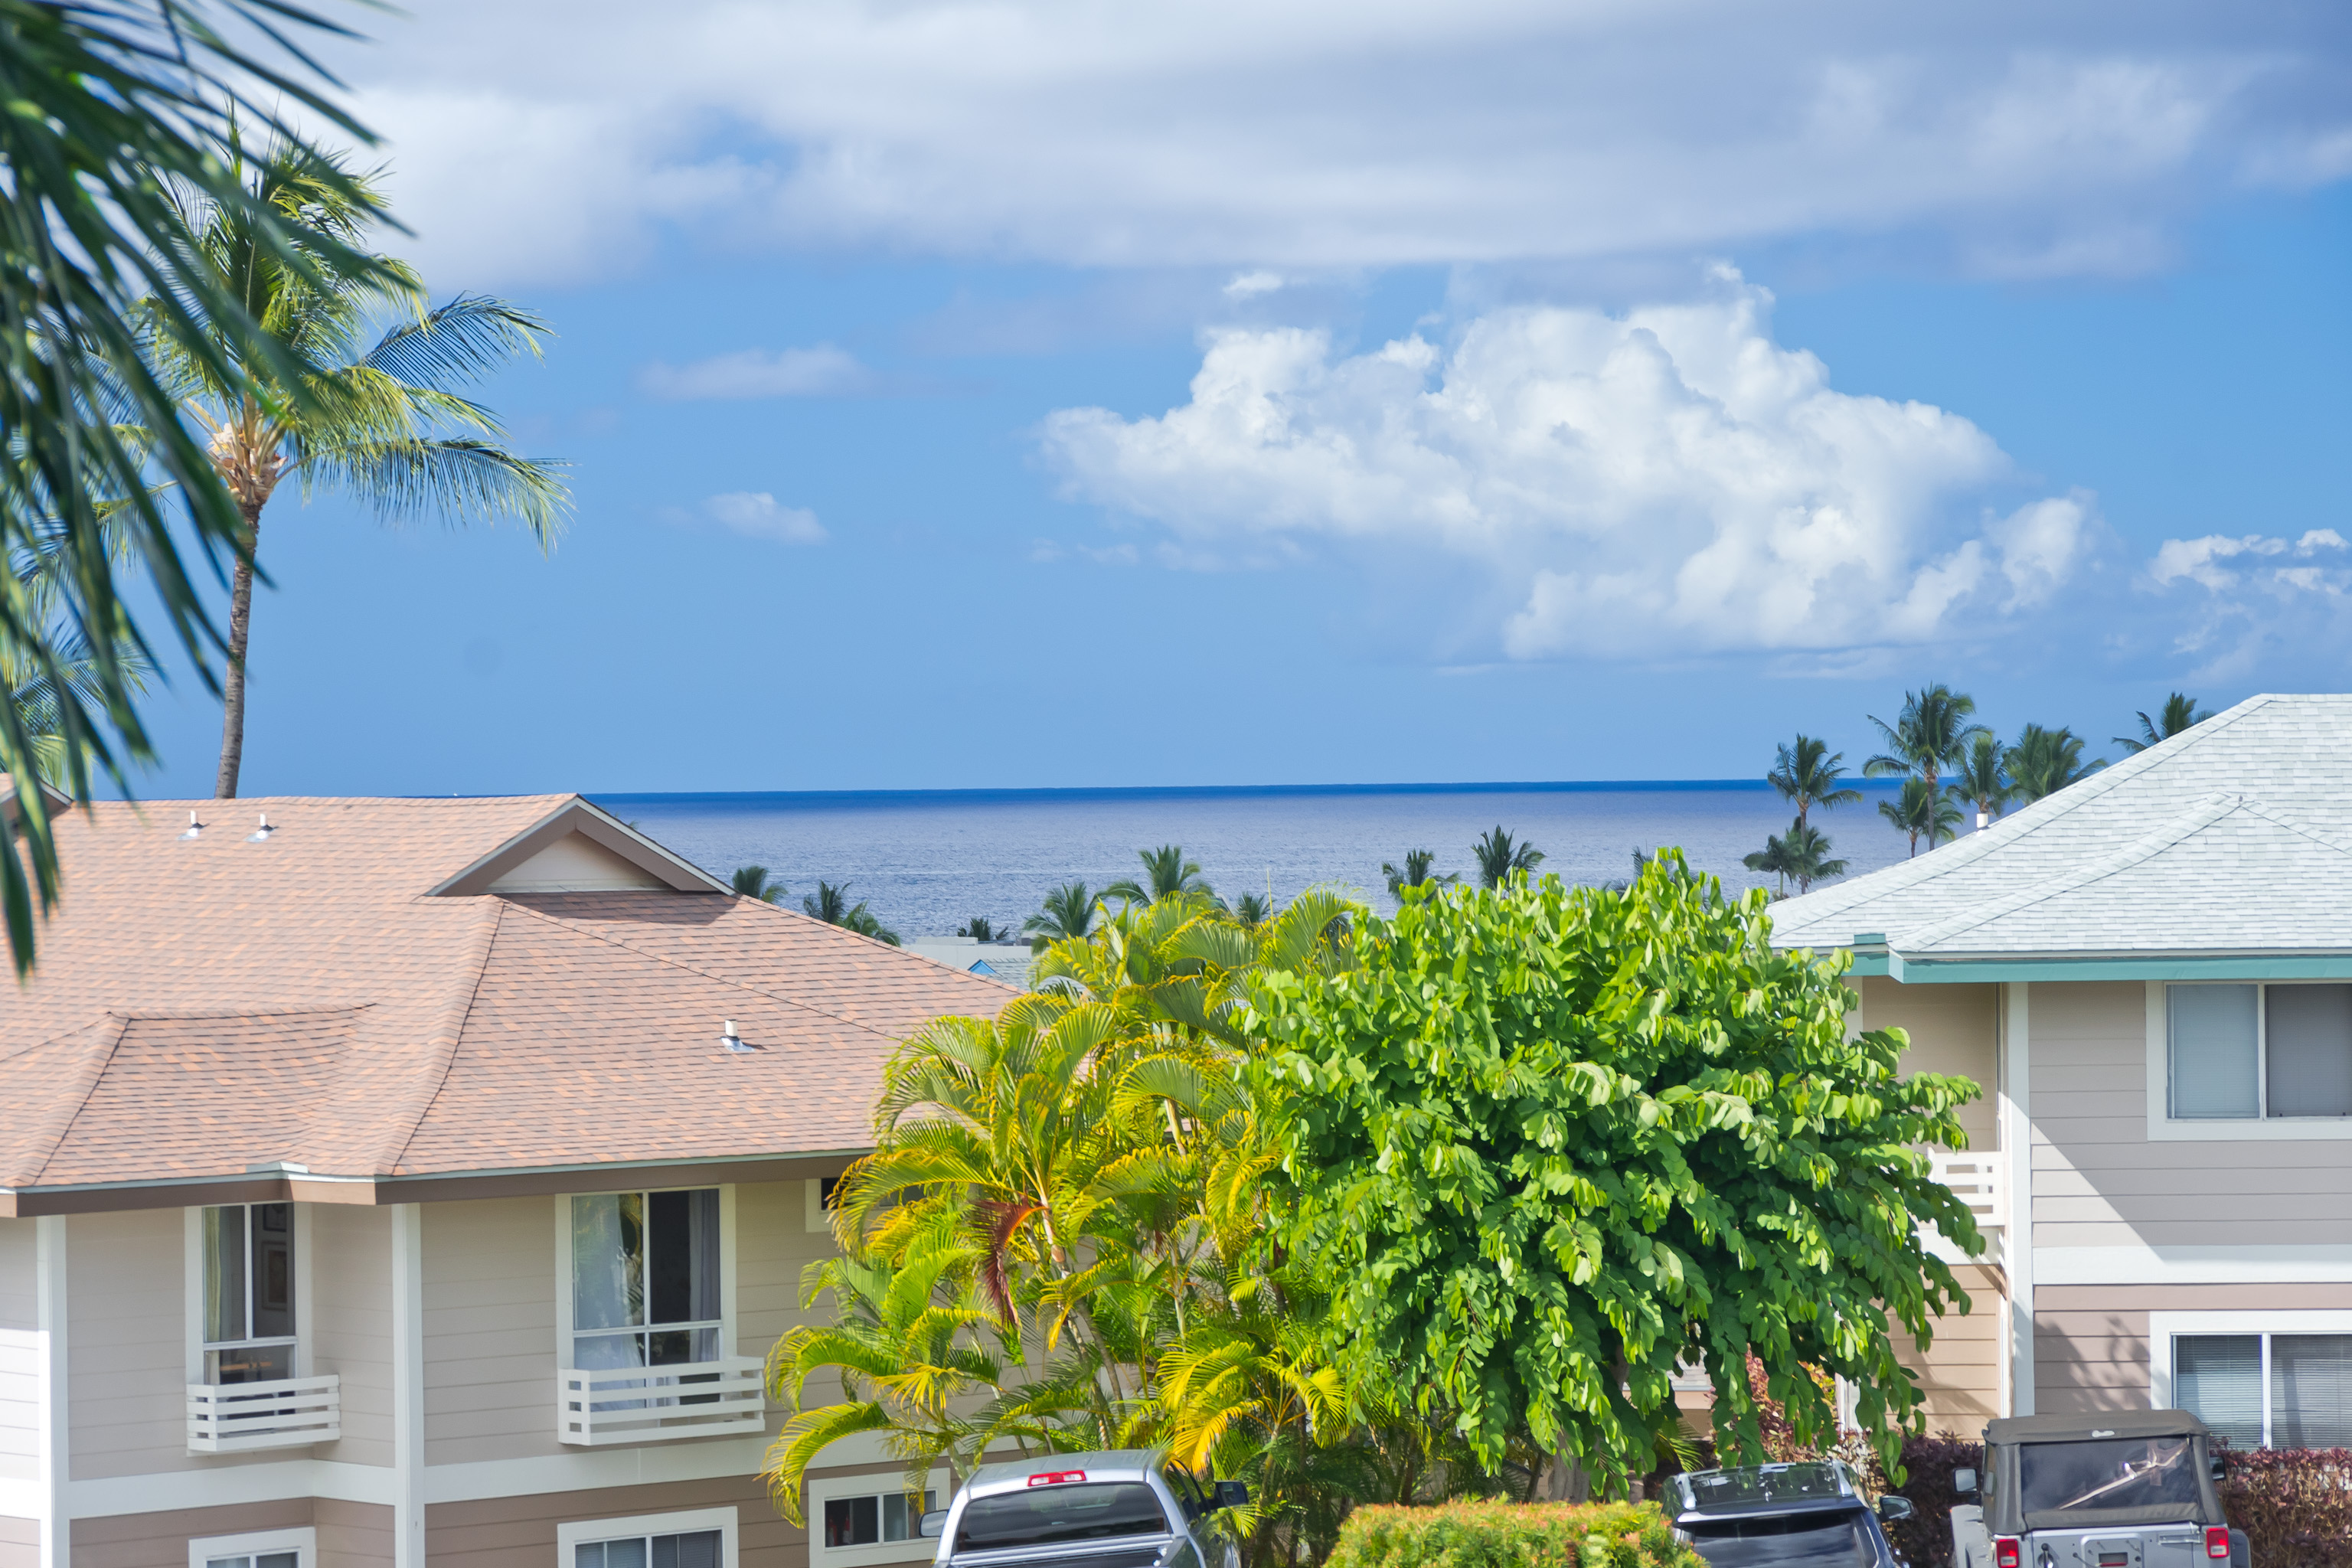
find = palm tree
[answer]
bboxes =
[1946,732,2014,831]
[1864,684,1985,799]
[1767,736,1862,832]
[1230,891,1272,928]
[1879,776,1962,858]
[1470,827,1544,890]
[1380,849,1459,898]
[1024,881,1102,953]
[2115,694,2214,755]
[802,880,900,944]
[142,142,568,797]
[1743,832,1795,897]
[956,916,1004,940]
[1106,844,1213,906]
[2009,724,2105,804]
[1781,822,1848,893]
[0,0,388,972]
[731,865,786,903]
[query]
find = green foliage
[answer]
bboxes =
[1244,857,1982,1491]
[2007,723,2104,803]
[1768,736,1862,832]
[1469,827,1543,890]
[956,916,1004,940]
[1945,733,2014,828]
[1382,850,1459,898]
[1026,880,1103,952]
[802,880,900,944]
[1109,843,1214,906]
[1325,1500,1703,1568]
[2115,693,2212,756]
[1878,776,1962,858]
[1864,685,1984,795]
[731,864,785,903]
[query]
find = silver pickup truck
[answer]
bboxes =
[1950,1411,2249,1568]
[922,1450,1248,1568]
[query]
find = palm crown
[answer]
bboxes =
[2009,724,2104,803]
[1946,732,2014,825]
[1024,880,1102,952]
[2115,693,2213,755]
[1106,844,1213,906]
[1864,684,1984,795]
[1380,848,1458,898]
[143,141,569,796]
[730,865,786,903]
[1470,827,1543,890]
[1767,734,1862,831]
[1879,776,1962,858]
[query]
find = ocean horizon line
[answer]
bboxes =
[592,777,1906,808]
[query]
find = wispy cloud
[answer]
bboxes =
[697,492,828,544]
[639,345,874,400]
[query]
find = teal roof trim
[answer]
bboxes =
[1838,949,2352,984]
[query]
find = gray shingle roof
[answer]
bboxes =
[1767,694,2352,957]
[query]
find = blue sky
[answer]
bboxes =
[127,0,2352,796]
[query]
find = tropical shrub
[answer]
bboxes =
[1244,856,1984,1490]
[1325,1500,1701,1568]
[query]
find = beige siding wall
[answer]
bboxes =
[0,1514,36,1568]
[67,1208,186,1481]
[1886,1263,2004,1434]
[423,1196,559,1467]
[313,1204,394,1469]
[70,1497,312,1568]
[424,1467,925,1568]
[737,1182,838,1426]
[2034,1282,2352,1414]
[0,1217,38,1486]
[1857,980,2000,1153]
[315,1498,395,1568]
[2030,981,2352,1250]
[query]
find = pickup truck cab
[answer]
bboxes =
[923,1450,1246,1568]
[1950,1411,2248,1568]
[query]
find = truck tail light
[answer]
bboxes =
[2205,1526,2231,1560]
[1994,1539,2021,1568]
[1027,1470,1087,1487]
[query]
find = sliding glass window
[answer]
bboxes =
[202,1202,296,1383]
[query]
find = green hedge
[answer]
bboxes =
[1326,1501,1704,1568]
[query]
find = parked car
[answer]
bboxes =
[1950,1412,2248,1568]
[923,1449,1249,1568]
[1668,1460,1915,1566]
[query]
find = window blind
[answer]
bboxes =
[2176,1334,2262,1449]
[2171,985,2260,1119]
[2268,985,2352,1117]
[2272,1335,2352,1448]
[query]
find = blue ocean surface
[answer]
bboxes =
[595,779,1916,941]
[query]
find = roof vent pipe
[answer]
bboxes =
[247,814,273,843]
[179,811,202,841]
[1976,809,1989,832]
[720,1019,753,1053]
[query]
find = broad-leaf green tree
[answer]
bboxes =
[2008,723,2104,803]
[1864,684,1984,799]
[1381,848,1458,898]
[1469,826,1543,889]
[143,142,569,797]
[1946,732,2014,831]
[1767,736,1862,833]
[1024,880,1102,952]
[1879,776,1962,858]
[2115,694,2213,755]
[0,0,384,971]
[1243,861,1982,1489]
[731,864,786,903]
[1108,844,1214,906]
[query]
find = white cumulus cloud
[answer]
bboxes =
[639,345,873,400]
[2145,528,2351,677]
[1041,279,2092,658]
[700,492,828,544]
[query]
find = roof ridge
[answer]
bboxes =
[1771,693,2278,936]
[19,1014,132,1188]
[377,899,507,1177]
[1895,792,2258,952]
[490,896,923,1047]
[2235,795,2352,860]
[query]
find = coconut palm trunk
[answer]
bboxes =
[215,511,262,798]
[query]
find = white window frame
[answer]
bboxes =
[807,1468,951,1568]
[557,1506,738,1568]
[188,1525,316,1568]
[2146,982,2352,1141]
[185,1203,313,1383]
[554,1184,737,1370]
[2150,1309,2352,1447]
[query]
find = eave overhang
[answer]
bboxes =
[1815,933,2352,984]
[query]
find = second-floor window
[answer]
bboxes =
[2169,982,2352,1120]
[571,1189,720,1369]
[203,1202,296,1383]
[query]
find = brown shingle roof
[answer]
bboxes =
[1,795,1010,1195]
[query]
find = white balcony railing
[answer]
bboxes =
[187,1374,341,1453]
[1928,1151,2007,1232]
[557,1357,767,1446]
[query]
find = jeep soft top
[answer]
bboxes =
[1975,1410,2226,1534]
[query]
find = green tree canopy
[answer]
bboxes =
[1767,735,1861,832]
[1945,732,2013,829]
[1382,848,1459,898]
[1024,880,1102,952]
[731,864,785,903]
[2115,694,2211,756]
[1108,843,1214,906]
[1864,684,1984,797]
[1878,776,1961,858]
[1469,826,1543,889]
[802,879,900,944]
[1243,861,1981,1488]
[2008,723,2104,803]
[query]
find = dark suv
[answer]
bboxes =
[1670,1461,1916,1567]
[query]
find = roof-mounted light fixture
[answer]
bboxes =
[247,813,274,843]
[720,1018,755,1053]
[179,811,203,841]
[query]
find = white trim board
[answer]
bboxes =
[188,1525,317,1568]
[559,1506,740,1568]
[2037,1246,2352,1285]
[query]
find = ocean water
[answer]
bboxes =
[594,780,1916,941]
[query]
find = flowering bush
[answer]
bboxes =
[2216,1446,2352,1568]
[1325,1501,1703,1568]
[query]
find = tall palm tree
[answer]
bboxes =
[1230,891,1272,928]
[1024,881,1102,952]
[1470,827,1544,890]
[1107,844,1214,906]
[1946,732,2014,831]
[2115,694,2214,755]
[1781,822,1848,894]
[2009,724,2105,803]
[1742,832,1795,897]
[1879,776,1962,858]
[0,0,387,972]
[802,879,900,944]
[1380,848,1459,898]
[1864,684,1985,799]
[731,864,786,903]
[143,142,568,797]
[1767,735,1862,833]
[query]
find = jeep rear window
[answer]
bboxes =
[957,1483,1171,1551]
[1682,1507,1876,1568]
[2018,1437,2200,1516]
